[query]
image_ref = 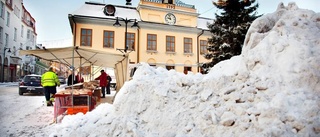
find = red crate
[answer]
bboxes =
[67,107,88,115]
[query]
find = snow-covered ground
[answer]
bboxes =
[0,83,55,137]
[0,2,319,137]
[0,83,115,137]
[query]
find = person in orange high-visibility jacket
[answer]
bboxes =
[41,67,60,106]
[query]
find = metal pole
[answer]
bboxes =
[1,49,5,82]
[124,18,128,53]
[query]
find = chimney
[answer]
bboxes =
[126,0,132,5]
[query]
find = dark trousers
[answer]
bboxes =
[44,86,57,101]
[106,82,111,94]
[101,86,106,97]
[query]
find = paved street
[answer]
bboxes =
[0,84,115,136]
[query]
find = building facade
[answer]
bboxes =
[69,0,212,74]
[0,0,37,82]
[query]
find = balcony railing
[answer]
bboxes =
[142,0,195,9]
[143,0,162,3]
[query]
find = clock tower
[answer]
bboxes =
[137,0,198,27]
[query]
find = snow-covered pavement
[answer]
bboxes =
[0,82,19,87]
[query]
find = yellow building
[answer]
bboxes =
[69,0,212,74]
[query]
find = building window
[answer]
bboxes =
[163,0,173,4]
[183,66,192,74]
[184,37,192,53]
[14,5,19,18]
[166,65,175,70]
[27,29,30,39]
[21,25,23,38]
[103,30,114,48]
[126,33,135,50]
[166,36,175,52]
[31,33,34,41]
[5,0,12,9]
[200,67,205,74]
[5,33,8,47]
[13,27,17,41]
[200,40,208,54]
[80,28,92,46]
[0,27,2,43]
[147,34,157,51]
[149,64,156,68]
[12,46,16,56]
[0,1,4,19]
[6,11,10,27]
[30,20,34,28]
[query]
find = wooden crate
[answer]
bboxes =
[93,89,101,102]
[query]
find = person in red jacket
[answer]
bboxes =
[75,72,84,83]
[95,70,108,98]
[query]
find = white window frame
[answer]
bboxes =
[0,1,4,19]
[0,27,3,44]
[6,11,10,27]
[14,5,20,18]
[21,25,23,38]
[14,27,17,41]
[5,33,9,47]
[27,29,30,39]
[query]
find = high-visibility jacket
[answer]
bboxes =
[41,71,60,87]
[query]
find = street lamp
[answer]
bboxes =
[113,17,139,53]
[1,47,11,82]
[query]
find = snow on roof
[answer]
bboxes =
[197,17,213,30]
[71,2,211,29]
[70,2,141,21]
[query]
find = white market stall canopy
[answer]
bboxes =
[20,46,126,69]
[20,46,129,91]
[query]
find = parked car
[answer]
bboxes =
[58,76,66,84]
[19,74,43,95]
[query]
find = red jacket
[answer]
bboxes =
[76,75,84,83]
[95,72,108,86]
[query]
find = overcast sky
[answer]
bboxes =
[23,0,319,43]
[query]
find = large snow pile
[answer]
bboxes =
[51,2,320,137]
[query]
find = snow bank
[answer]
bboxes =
[51,2,320,137]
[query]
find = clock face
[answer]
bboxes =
[165,13,176,25]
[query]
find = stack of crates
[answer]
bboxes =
[67,96,89,115]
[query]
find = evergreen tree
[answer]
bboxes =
[202,0,261,72]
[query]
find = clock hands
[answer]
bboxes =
[166,16,172,21]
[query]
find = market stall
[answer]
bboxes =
[19,46,129,91]
[20,46,129,122]
[54,81,100,121]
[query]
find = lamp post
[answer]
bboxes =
[113,17,139,53]
[1,47,11,82]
